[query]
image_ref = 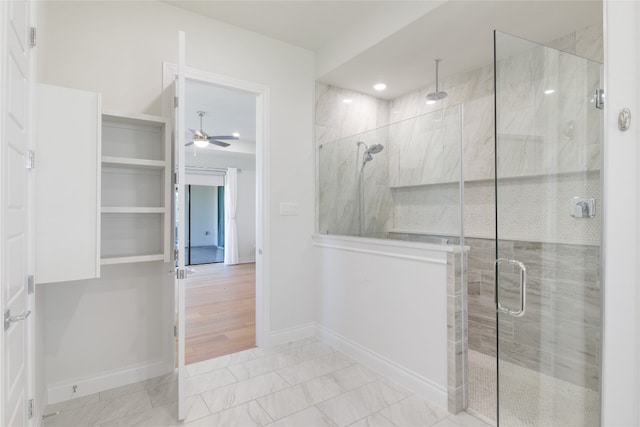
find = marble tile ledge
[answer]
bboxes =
[313,234,469,257]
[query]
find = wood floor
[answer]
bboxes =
[185,262,256,365]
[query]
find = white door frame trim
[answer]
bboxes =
[0,0,6,422]
[162,62,270,355]
[601,0,640,425]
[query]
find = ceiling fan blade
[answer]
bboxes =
[185,141,194,146]
[210,140,231,148]
[207,135,239,140]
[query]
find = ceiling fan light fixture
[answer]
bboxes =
[186,111,235,149]
[193,139,209,148]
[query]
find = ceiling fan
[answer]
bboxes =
[186,111,239,148]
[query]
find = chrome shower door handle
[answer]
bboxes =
[495,258,527,317]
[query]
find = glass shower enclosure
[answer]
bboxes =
[494,31,602,426]
[318,105,463,244]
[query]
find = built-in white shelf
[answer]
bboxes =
[100,111,171,264]
[102,156,166,169]
[101,207,166,214]
[101,254,166,265]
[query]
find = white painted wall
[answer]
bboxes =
[188,185,217,248]
[41,263,171,402]
[36,0,314,400]
[314,235,449,406]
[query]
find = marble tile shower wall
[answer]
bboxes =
[388,106,462,188]
[316,83,392,236]
[389,23,602,243]
[388,106,463,236]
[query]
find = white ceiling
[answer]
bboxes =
[169,0,602,99]
[319,1,603,99]
[165,0,402,51]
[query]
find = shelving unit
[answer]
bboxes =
[101,111,171,265]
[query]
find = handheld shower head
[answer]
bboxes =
[367,143,384,154]
[357,141,385,171]
[357,141,384,155]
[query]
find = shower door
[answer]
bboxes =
[494,31,602,426]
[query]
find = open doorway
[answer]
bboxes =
[183,79,258,364]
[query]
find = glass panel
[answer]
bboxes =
[185,185,224,265]
[494,31,601,426]
[318,105,463,244]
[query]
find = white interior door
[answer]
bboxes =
[1,0,34,425]
[175,30,187,422]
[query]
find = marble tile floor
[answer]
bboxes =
[467,349,599,427]
[43,338,491,427]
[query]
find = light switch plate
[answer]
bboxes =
[280,202,299,216]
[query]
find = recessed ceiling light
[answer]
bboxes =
[342,98,353,104]
[232,132,240,138]
[373,83,387,91]
[544,89,555,95]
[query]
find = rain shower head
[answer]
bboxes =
[425,59,448,102]
[425,90,448,101]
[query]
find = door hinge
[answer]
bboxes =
[28,275,34,294]
[594,88,604,110]
[26,149,35,169]
[173,325,177,337]
[28,398,34,419]
[176,268,186,280]
[174,248,179,261]
[174,172,178,185]
[174,96,179,108]
[30,27,36,48]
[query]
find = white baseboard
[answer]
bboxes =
[268,322,316,347]
[47,360,172,405]
[315,324,448,408]
[239,256,256,264]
